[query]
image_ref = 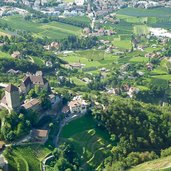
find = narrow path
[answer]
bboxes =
[42,113,85,171]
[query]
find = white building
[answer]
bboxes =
[68,96,88,114]
[75,0,85,6]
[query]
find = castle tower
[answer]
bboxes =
[5,84,20,111]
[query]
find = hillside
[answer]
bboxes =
[128,156,171,171]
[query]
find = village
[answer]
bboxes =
[0,0,171,171]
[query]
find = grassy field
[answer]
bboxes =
[0,15,82,40]
[59,114,113,170]
[4,145,51,171]
[128,156,171,171]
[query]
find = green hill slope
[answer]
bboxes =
[128,156,171,171]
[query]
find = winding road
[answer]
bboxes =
[41,114,83,171]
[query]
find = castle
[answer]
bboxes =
[0,72,50,112]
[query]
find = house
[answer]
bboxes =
[68,96,88,114]
[106,88,119,95]
[75,0,85,6]
[22,98,41,111]
[146,63,153,70]
[50,42,60,49]
[127,87,139,98]
[11,51,21,59]
[83,27,91,35]
[30,129,48,143]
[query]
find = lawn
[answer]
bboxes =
[0,15,82,40]
[4,144,51,171]
[59,114,113,170]
[128,156,171,171]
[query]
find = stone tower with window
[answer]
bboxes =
[5,84,20,111]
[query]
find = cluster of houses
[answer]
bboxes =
[106,85,139,98]
[132,1,163,9]
[83,27,115,37]
[91,0,126,17]
[0,6,28,17]
[43,41,60,51]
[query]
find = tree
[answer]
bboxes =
[39,90,51,111]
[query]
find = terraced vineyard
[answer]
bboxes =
[59,114,113,170]
[4,145,51,171]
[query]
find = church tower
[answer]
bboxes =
[5,84,20,111]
